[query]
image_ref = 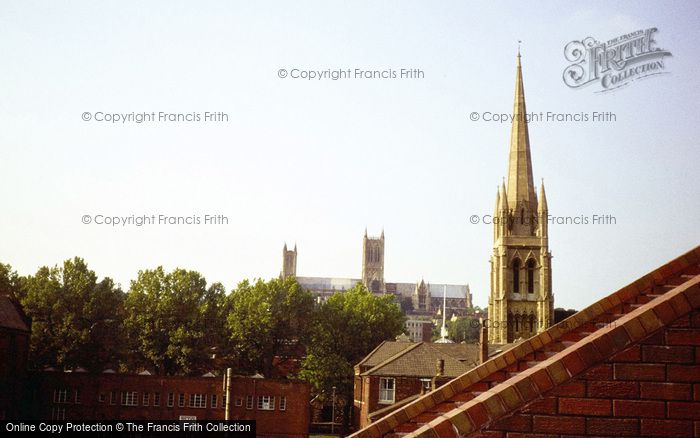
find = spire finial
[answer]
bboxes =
[517,40,522,57]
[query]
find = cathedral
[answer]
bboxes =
[488,53,554,344]
[280,230,472,317]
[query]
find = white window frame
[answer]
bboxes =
[153,392,161,407]
[189,393,206,409]
[257,395,274,411]
[98,393,106,403]
[109,391,117,405]
[235,397,242,407]
[178,393,185,408]
[420,378,432,393]
[379,377,395,404]
[279,396,286,411]
[211,394,217,409]
[54,389,68,404]
[143,392,149,406]
[245,395,253,410]
[167,393,174,407]
[121,391,138,406]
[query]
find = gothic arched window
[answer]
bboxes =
[512,259,521,293]
[527,259,536,294]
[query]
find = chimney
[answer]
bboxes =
[480,318,489,364]
[431,359,445,391]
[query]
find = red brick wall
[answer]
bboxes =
[357,375,452,429]
[30,373,310,438]
[478,310,700,437]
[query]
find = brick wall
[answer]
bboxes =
[480,310,700,437]
[29,372,310,438]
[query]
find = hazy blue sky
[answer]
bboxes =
[1,1,699,310]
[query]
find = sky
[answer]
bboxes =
[1,1,699,310]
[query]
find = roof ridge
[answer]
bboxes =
[349,243,700,438]
[361,342,425,376]
[356,341,391,367]
[405,273,700,437]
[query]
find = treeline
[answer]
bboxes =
[0,258,404,403]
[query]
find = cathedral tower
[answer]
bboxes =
[488,53,553,344]
[281,243,297,278]
[362,229,385,293]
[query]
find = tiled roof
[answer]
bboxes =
[357,341,416,370]
[363,343,473,378]
[0,295,30,332]
[349,244,700,437]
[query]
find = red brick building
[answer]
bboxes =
[0,294,31,421]
[29,371,310,437]
[354,340,506,429]
[348,245,700,437]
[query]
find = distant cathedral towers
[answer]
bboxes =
[362,229,385,293]
[412,279,430,312]
[281,243,297,278]
[488,53,553,344]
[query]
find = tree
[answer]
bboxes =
[447,317,480,343]
[226,276,314,376]
[123,267,226,375]
[20,257,125,371]
[300,284,405,434]
[0,262,23,300]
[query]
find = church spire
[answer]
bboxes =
[506,51,537,212]
[539,178,548,213]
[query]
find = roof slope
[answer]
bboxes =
[0,295,30,332]
[363,343,473,378]
[349,244,700,437]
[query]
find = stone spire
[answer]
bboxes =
[538,179,548,213]
[506,52,537,212]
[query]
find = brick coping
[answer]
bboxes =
[350,244,700,438]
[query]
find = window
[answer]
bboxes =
[109,391,117,405]
[512,259,521,293]
[221,395,227,409]
[74,389,81,404]
[211,394,217,409]
[257,395,274,411]
[178,393,185,408]
[143,393,149,406]
[235,397,242,407]
[245,395,253,410]
[153,393,161,407]
[98,393,106,403]
[52,407,65,421]
[167,393,174,408]
[526,259,536,294]
[379,378,395,404]
[420,379,432,393]
[189,394,206,408]
[279,396,286,411]
[122,391,138,406]
[54,389,68,404]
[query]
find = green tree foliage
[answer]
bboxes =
[0,262,23,299]
[20,257,125,371]
[447,317,480,343]
[300,284,405,432]
[123,267,227,376]
[226,276,314,376]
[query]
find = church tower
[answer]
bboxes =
[412,279,431,313]
[362,229,385,293]
[488,53,553,344]
[281,243,297,278]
